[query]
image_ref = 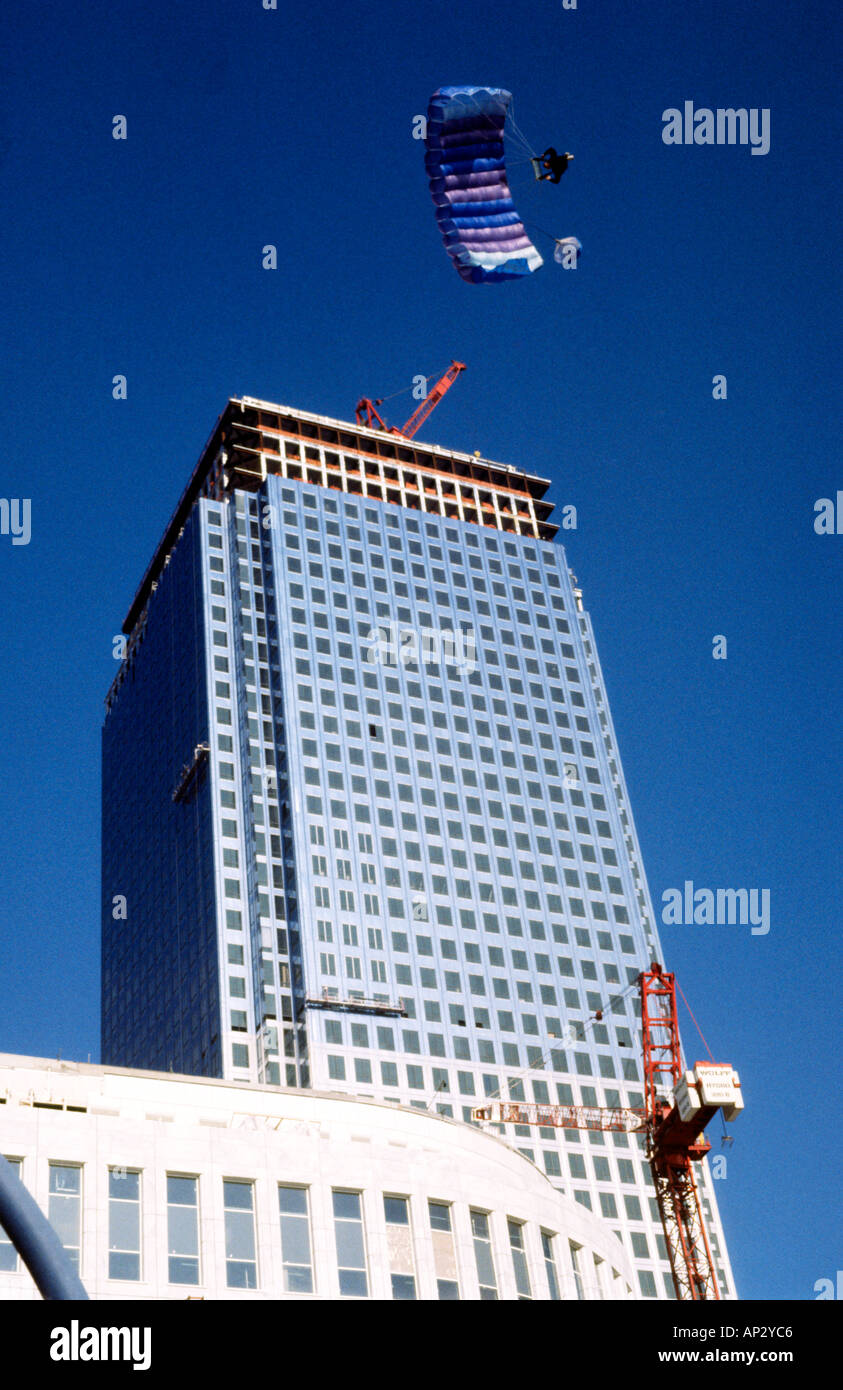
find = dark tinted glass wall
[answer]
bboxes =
[102,511,221,1075]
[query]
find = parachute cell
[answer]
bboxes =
[425,86,543,284]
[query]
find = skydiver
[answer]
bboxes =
[534,148,574,183]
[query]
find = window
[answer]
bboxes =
[384,1196,417,1299]
[278,1186,313,1294]
[0,1158,21,1270]
[624,1194,643,1221]
[568,1152,587,1180]
[543,1150,562,1178]
[167,1175,200,1285]
[541,1231,561,1300]
[429,1201,460,1299]
[638,1269,658,1297]
[617,1158,635,1185]
[108,1169,141,1280]
[48,1164,82,1272]
[223,1180,257,1289]
[569,1241,585,1300]
[470,1210,498,1299]
[630,1231,650,1259]
[508,1219,532,1298]
[333,1191,368,1297]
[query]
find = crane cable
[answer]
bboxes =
[482,976,641,1107]
[676,977,733,1146]
[675,978,715,1061]
[367,363,453,409]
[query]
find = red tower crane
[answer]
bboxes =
[355,361,466,439]
[473,963,743,1301]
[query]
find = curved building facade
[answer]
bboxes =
[0,1055,633,1301]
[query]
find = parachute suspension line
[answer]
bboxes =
[520,214,566,246]
[504,123,535,161]
[506,99,539,159]
[505,126,535,161]
[457,87,534,160]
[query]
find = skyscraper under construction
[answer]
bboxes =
[101,394,736,1299]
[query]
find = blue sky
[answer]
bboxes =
[0,0,840,1300]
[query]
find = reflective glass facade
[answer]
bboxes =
[102,509,220,1076]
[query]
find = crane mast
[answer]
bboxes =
[473,963,743,1301]
[642,966,724,1301]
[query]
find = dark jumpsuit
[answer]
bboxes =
[539,148,571,183]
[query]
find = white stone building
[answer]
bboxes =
[0,1054,634,1301]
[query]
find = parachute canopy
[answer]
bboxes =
[425,86,543,284]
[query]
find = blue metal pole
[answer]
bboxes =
[0,1152,88,1299]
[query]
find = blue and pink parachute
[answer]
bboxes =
[425,86,544,284]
